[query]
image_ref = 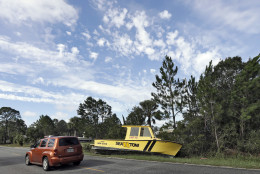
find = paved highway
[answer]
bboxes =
[0,146,259,174]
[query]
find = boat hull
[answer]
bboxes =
[94,139,182,156]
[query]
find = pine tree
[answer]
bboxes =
[152,55,180,128]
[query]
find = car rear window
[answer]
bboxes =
[59,137,79,146]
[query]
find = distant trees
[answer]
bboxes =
[0,107,23,144]
[77,97,123,139]
[126,106,145,125]
[126,100,162,127]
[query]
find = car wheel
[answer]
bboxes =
[25,155,31,165]
[73,161,81,165]
[42,157,50,171]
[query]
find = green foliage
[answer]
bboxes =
[126,100,162,127]
[126,106,145,125]
[139,100,162,126]
[77,97,113,138]
[77,97,124,139]
[156,54,260,157]
[68,116,84,137]
[82,142,93,152]
[0,107,22,144]
[13,134,24,146]
[152,55,180,128]
[54,119,68,136]
[34,115,55,136]
[244,130,260,154]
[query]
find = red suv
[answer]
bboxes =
[25,136,84,171]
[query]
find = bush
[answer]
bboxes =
[82,143,93,152]
[13,134,24,146]
[244,130,260,154]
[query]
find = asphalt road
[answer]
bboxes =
[0,146,259,174]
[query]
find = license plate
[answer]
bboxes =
[67,148,74,152]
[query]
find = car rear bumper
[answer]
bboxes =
[49,154,84,166]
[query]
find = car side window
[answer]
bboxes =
[40,139,48,147]
[48,139,55,147]
[34,140,41,148]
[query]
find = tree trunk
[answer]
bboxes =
[210,101,220,152]
[171,105,176,128]
[4,120,8,144]
[214,124,220,152]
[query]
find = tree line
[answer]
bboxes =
[155,54,259,156]
[0,53,259,157]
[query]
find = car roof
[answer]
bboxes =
[42,136,78,139]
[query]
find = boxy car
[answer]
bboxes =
[25,136,84,171]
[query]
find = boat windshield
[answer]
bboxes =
[130,127,139,136]
[140,127,151,137]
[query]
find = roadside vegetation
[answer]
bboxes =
[0,54,259,168]
[81,143,260,169]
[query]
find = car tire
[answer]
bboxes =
[25,155,31,165]
[73,161,81,165]
[42,157,50,171]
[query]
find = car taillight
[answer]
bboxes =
[54,149,58,155]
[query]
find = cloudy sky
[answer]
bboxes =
[0,0,259,126]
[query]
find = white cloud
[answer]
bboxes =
[0,37,84,72]
[57,44,66,57]
[131,11,151,49]
[150,69,156,74]
[105,56,112,63]
[166,30,178,45]
[90,0,115,11]
[159,10,172,19]
[190,0,260,34]
[71,47,79,55]
[0,80,86,105]
[66,31,71,36]
[0,63,33,75]
[51,112,69,120]
[154,39,166,49]
[97,38,106,46]
[82,31,91,40]
[32,77,45,85]
[23,111,37,117]
[145,47,155,56]
[193,49,221,73]
[0,0,78,26]
[111,33,134,57]
[15,32,22,36]
[90,52,98,60]
[93,29,100,36]
[103,8,128,28]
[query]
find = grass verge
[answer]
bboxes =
[82,143,260,169]
[0,144,30,148]
[85,152,260,169]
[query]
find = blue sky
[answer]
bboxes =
[0,0,259,126]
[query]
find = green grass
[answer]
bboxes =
[0,144,31,147]
[82,145,260,169]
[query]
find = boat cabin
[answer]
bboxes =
[122,125,161,141]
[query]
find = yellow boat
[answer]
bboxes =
[93,125,182,156]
